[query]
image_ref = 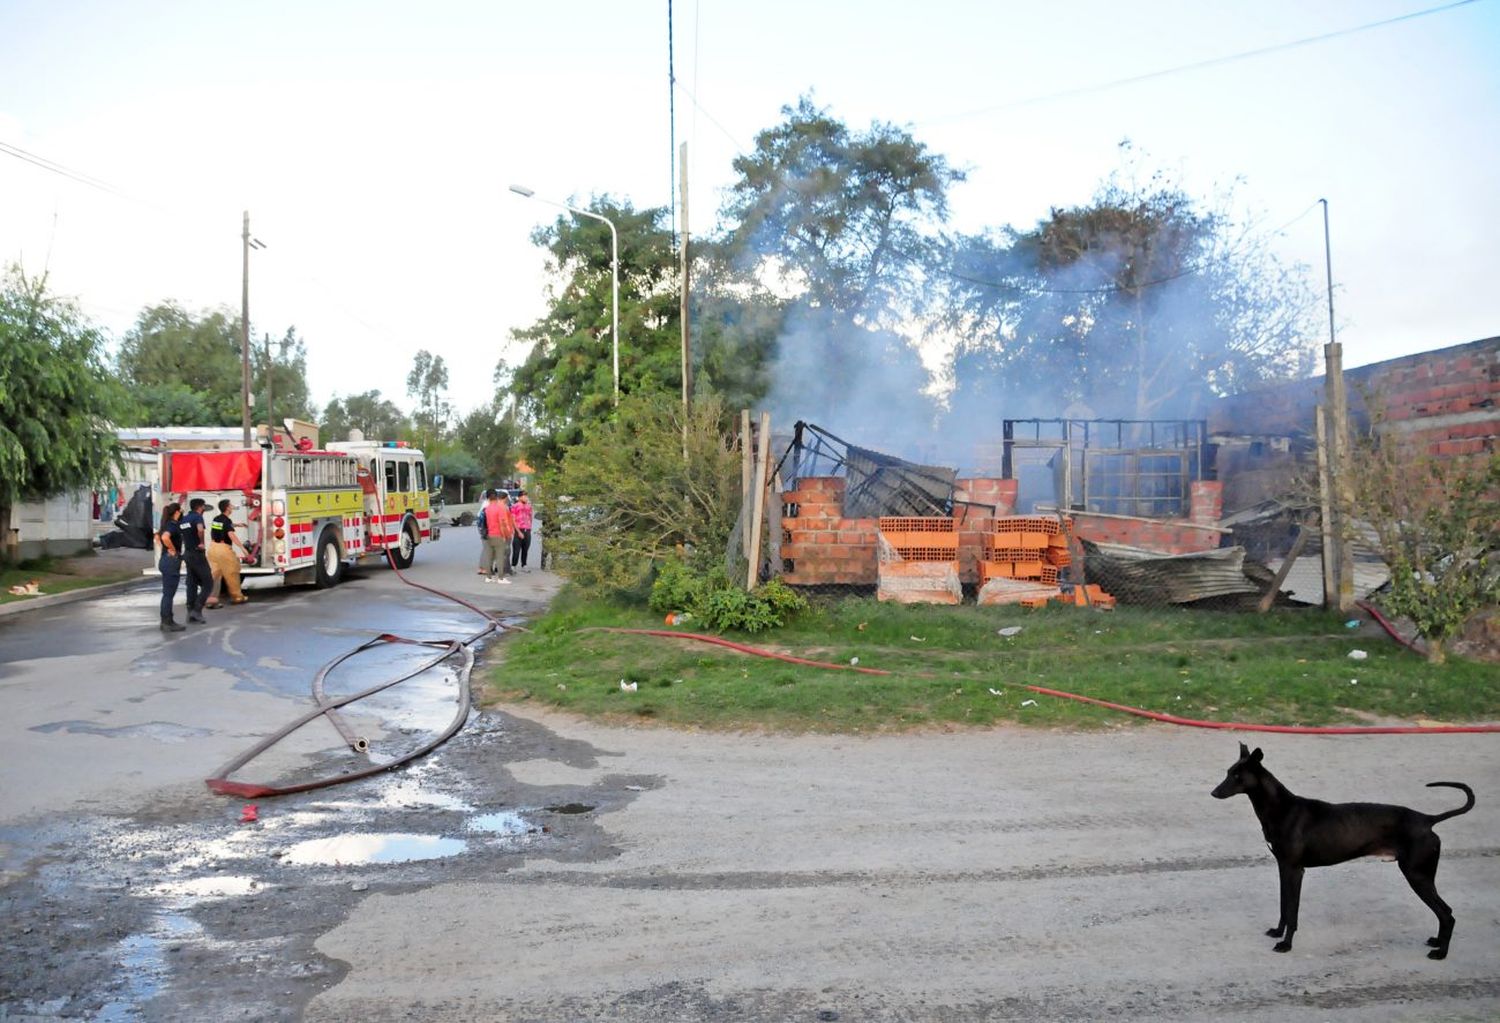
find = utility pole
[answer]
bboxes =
[264,332,274,449]
[241,212,252,447]
[240,212,265,447]
[1319,198,1354,611]
[679,141,692,459]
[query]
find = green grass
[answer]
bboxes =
[0,555,142,605]
[486,591,1500,732]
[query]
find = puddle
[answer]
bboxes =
[280,833,467,865]
[97,911,201,1022]
[543,803,595,815]
[144,875,260,899]
[29,720,213,742]
[465,810,528,835]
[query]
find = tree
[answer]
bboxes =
[453,400,519,486]
[0,267,124,561]
[320,389,411,444]
[406,350,451,451]
[943,163,1318,424]
[249,327,315,429]
[713,98,959,444]
[1343,420,1499,664]
[541,392,741,594]
[720,95,963,321]
[116,302,315,428]
[116,302,244,424]
[509,198,682,464]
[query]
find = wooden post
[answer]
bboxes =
[740,409,753,506]
[1315,405,1336,610]
[1258,521,1311,613]
[1326,343,1355,611]
[746,411,771,589]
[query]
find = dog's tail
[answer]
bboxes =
[1426,782,1475,824]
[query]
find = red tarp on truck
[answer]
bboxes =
[162,451,264,492]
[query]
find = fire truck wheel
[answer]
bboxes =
[391,521,418,570]
[315,529,344,588]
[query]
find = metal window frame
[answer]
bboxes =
[1001,418,1208,517]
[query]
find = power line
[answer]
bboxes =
[920,0,1484,126]
[0,140,150,204]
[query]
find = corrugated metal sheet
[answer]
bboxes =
[1081,539,1259,604]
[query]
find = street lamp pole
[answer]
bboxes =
[509,184,619,405]
[240,211,266,446]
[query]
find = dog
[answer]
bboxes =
[6,579,41,596]
[1212,742,1474,959]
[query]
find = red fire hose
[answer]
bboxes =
[592,628,1500,736]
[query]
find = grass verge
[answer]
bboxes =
[486,590,1500,732]
[0,554,144,605]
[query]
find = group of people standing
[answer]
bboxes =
[477,489,533,584]
[156,497,250,631]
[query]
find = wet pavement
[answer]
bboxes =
[0,532,599,1020]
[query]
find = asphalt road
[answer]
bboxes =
[1,529,1498,1021]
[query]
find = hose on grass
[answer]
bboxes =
[590,628,1500,737]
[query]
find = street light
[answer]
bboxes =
[509,183,619,405]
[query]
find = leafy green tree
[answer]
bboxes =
[713,98,958,439]
[0,267,124,560]
[406,349,451,450]
[320,389,412,444]
[453,400,519,486]
[541,392,741,595]
[116,301,245,424]
[510,198,682,465]
[428,449,483,498]
[720,96,963,321]
[943,164,1317,423]
[249,327,315,429]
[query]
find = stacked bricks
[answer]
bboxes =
[876,516,961,604]
[979,516,1071,588]
[780,477,879,586]
[954,478,1018,585]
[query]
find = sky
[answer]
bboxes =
[2,0,1497,422]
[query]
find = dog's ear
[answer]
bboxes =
[1238,741,1250,759]
[1249,747,1264,764]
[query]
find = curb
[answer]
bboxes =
[0,577,153,618]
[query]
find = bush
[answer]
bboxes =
[648,560,808,633]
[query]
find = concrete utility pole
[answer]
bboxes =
[679,141,692,459]
[240,212,266,447]
[1319,199,1355,611]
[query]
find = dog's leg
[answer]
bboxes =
[1399,836,1454,960]
[1271,862,1303,952]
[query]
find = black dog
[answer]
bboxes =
[1212,742,1474,958]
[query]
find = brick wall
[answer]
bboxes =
[781,476,1020,586]
[1211,336,1498,466]
[1069,512,1226,554]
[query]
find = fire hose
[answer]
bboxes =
[205,550,503,798]
[589,628,1500,737]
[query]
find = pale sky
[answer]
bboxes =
[2,0,1496,420]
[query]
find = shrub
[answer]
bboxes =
[649,560,808,633]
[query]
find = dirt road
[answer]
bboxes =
[308,715,1500,1022]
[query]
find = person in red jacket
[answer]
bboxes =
[482,490,515,583]
[510,490,534,572]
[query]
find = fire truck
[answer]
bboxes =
[157,436,439,588]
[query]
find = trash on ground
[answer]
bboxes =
[987,688,1005,696]
[849,656,859,666]
[909,635,925,642]
[239,804,259,824]
[1020,699,1038,707]
[619,680,638,692]
[1345,619,1362,629]
[997,626,1023,637]
[1347,649,1368,661]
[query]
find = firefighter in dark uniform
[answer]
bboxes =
[179,497,214,624]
